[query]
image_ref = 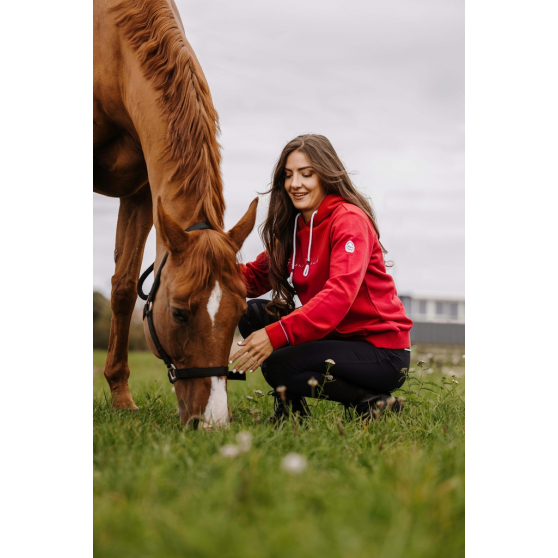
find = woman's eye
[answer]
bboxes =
[285,175,292,180]
[302,174,312,178]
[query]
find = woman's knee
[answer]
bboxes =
[238,299,269,338]
[261,350,301,389]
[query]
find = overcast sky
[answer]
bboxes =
[93,0,464,299]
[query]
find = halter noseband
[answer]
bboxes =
[137,221,244,384]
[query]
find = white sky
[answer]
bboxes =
[94,0,464,298]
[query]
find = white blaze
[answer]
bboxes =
[207,281,222,327]
[200,281,228,429]
[202,377,229,428]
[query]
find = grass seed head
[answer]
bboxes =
[276,385,287,401]
[336,416,344,436]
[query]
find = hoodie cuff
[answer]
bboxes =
[265,321,290,349]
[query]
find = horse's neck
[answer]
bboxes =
[105,0,225,242]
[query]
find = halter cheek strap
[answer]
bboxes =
[137,222,244,384]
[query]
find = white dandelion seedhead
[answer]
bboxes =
[236,431,252,452]
[219,431,252,457]
[220,445,241,458]
[307,377,319,387]
[325,359,336,365]
[281,453,307,474]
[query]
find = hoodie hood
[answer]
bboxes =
[297,194,347,229]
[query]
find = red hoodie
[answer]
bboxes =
[240,195,412,350]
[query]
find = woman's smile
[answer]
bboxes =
[284,151,326,222]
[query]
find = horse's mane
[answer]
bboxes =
[111,0,225,230]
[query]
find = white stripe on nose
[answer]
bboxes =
[207,281,222,327]
[203,377,229,428]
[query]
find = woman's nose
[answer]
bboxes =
[291,174,301,187]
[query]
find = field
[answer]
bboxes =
[93,346,465,558]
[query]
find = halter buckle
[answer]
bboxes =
[167,363,177,383]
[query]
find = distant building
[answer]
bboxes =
[399,295,465,346]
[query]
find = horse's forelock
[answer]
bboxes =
[171,232,243,309]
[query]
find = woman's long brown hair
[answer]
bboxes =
[260,134,388,315]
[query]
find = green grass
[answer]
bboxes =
[94,348,465,558]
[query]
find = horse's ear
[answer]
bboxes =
[156,197,189,255]
[228,197,258,252]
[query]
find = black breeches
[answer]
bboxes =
[238,299,409,405]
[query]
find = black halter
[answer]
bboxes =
[137,221,244,384]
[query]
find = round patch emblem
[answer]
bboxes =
[345,241,355,253]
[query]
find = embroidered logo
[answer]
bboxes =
[345,241,355,253]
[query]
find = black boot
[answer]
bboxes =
[267,390,311,424]
[349,393,404,421]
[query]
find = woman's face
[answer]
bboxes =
[284,150,326,222]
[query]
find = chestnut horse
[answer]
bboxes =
[94,0,257,427]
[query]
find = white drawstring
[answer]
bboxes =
[287,210,318,286]
[303,210,318,276]
[287,213,301,288]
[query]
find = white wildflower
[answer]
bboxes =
[253,390,264,396]
[325,359,336,365]
[281,453,307,474]
[246,396,254,401]
[307,377,319,387]
[276,385,287,393]
[236,431,252,452]
[220,445,241,458]
[325,374,333,381]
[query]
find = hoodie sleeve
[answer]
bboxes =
[265,210,373,348]
[239,251,272,298]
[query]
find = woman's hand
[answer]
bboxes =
[229,328,274,373]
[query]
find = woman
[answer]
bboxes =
[230,134,412,422]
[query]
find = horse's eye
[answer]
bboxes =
[171,308,189,324]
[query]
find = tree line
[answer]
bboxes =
[93,291,149,351]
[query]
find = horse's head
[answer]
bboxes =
[145,197,258,429]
